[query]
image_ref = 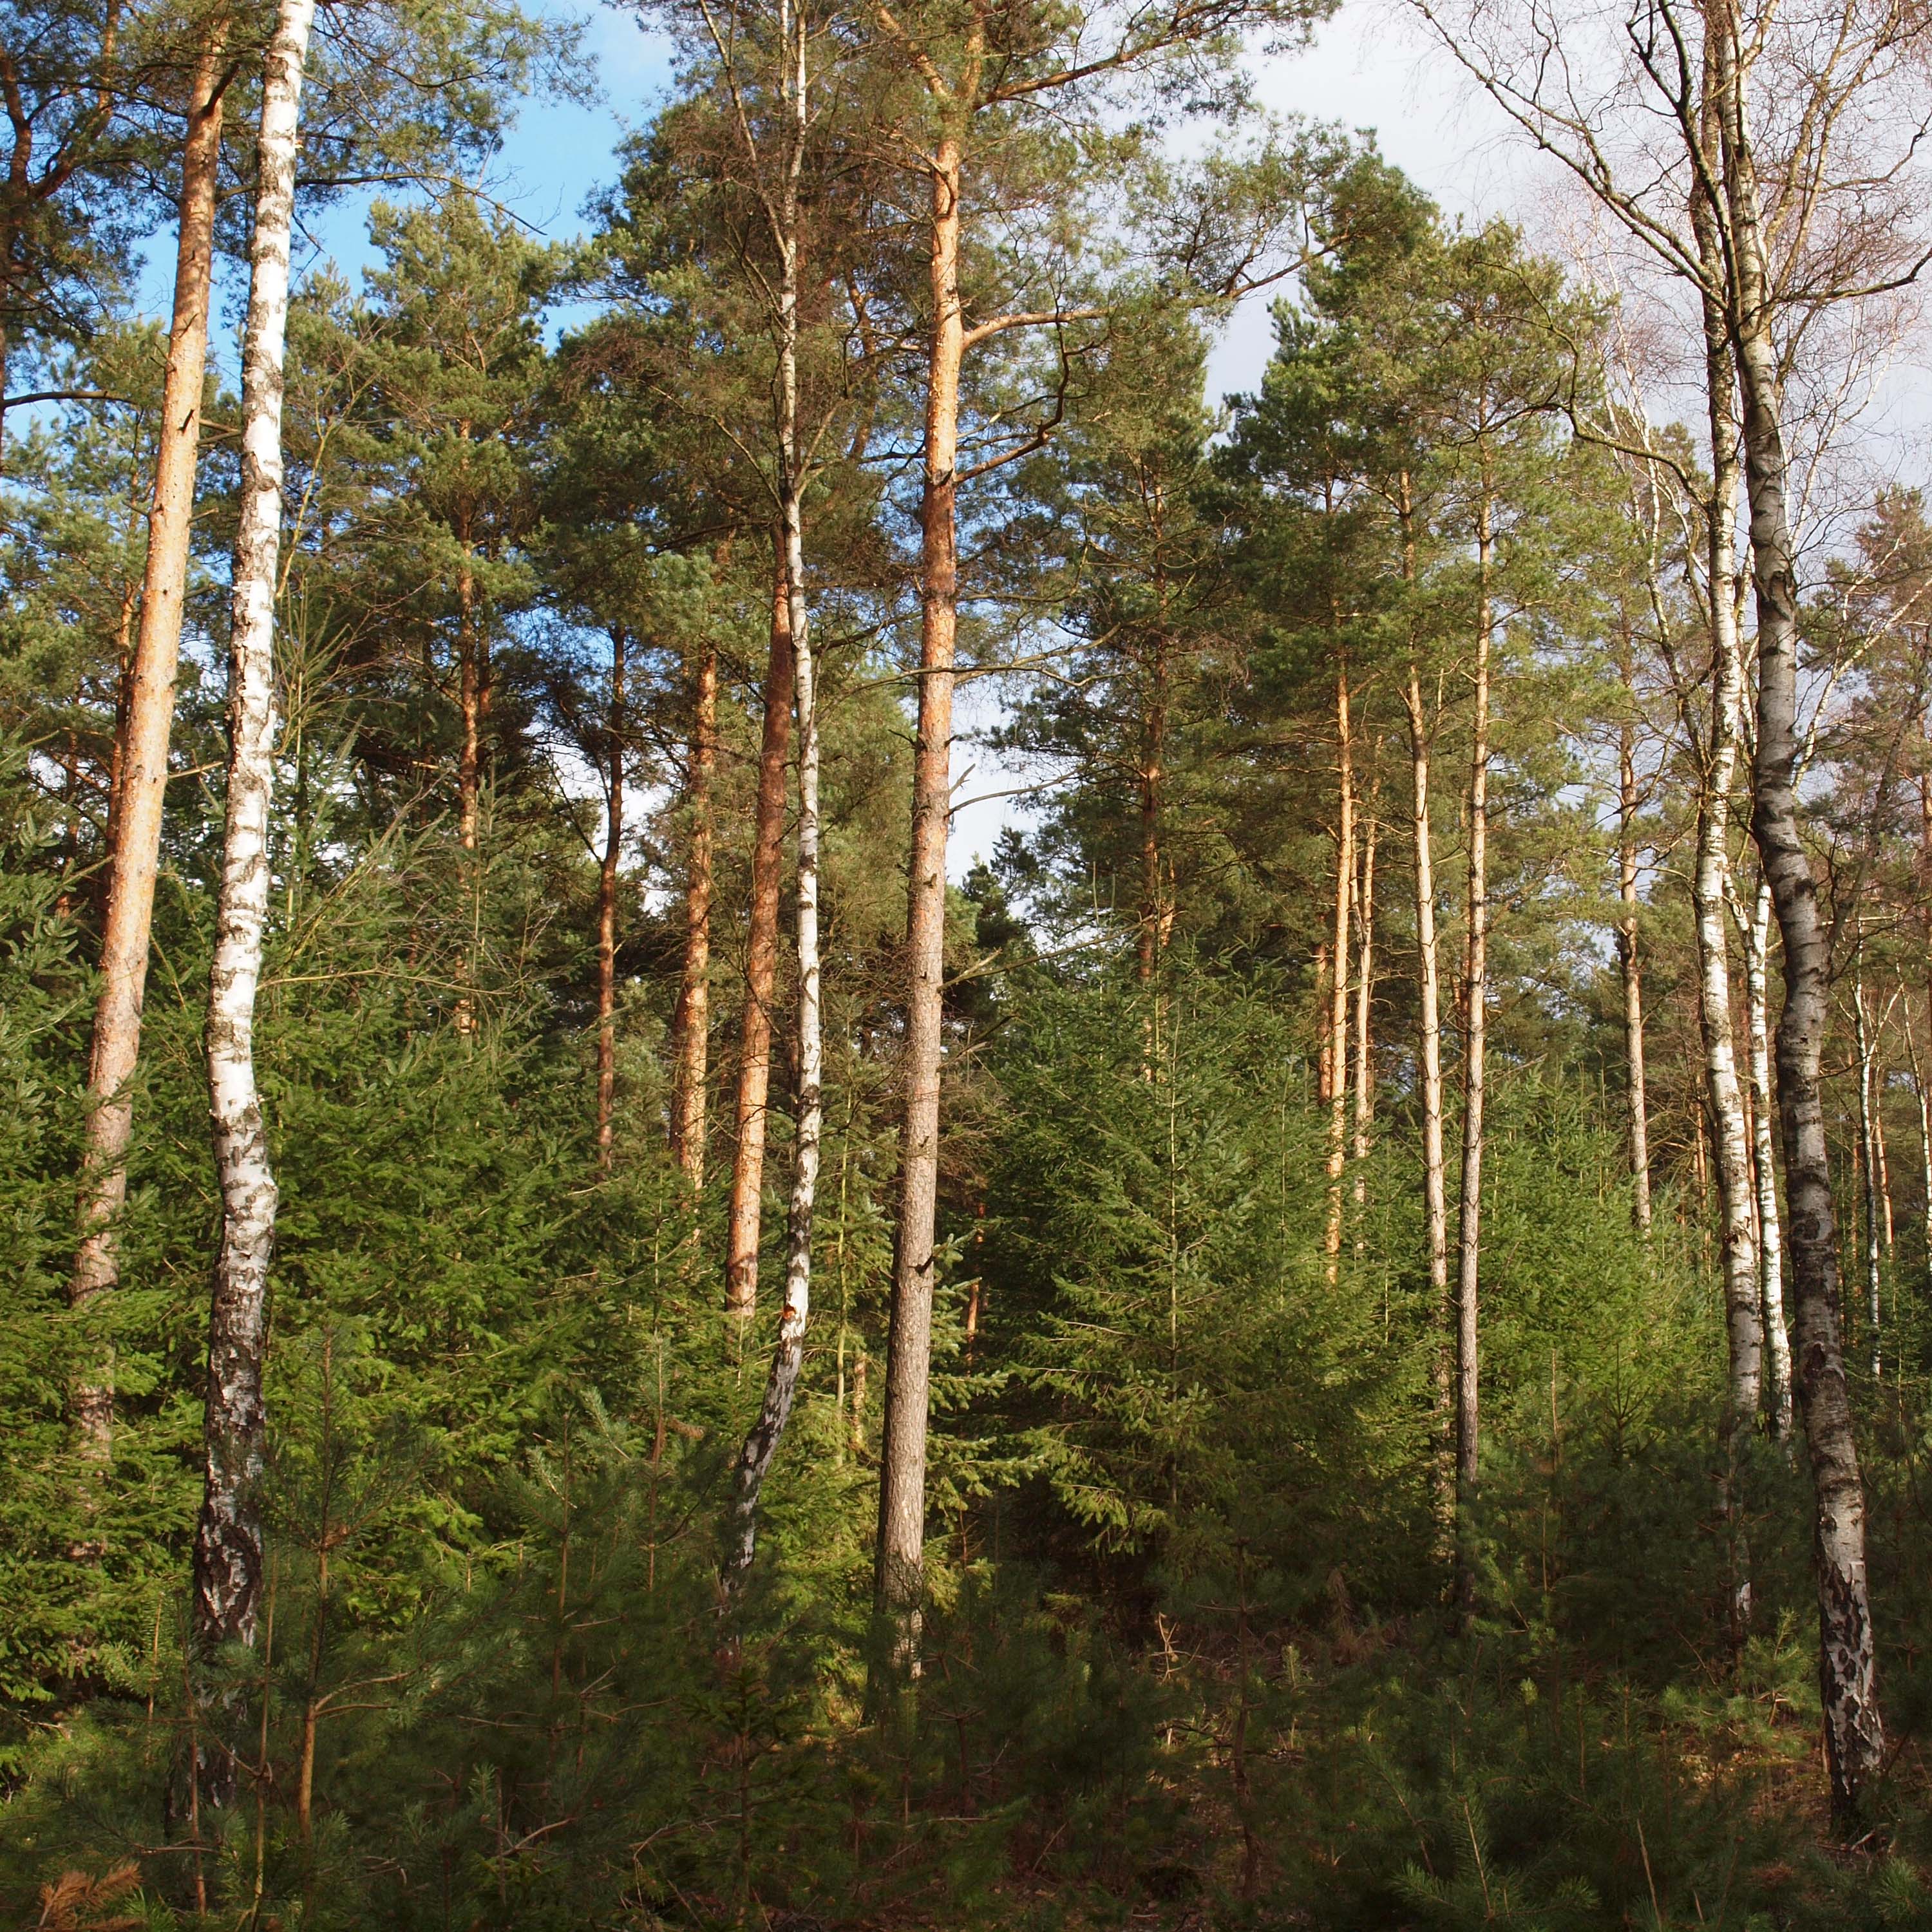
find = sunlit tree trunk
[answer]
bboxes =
[1323,670,1354,1278]
[1721,14,1883,1815]
[1453,492,1492,1623]
[194,0,316,1801]
[876,122,965,1660]
[727,6,819,1577]
[1352,792,1378,1198]
[669,639,717,1188]
[724,558,796,1320]
[71,31,229,1455]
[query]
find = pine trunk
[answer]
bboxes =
[1454,498,1492,1624]
[1323,671,1354,1276]
[1722,24,1884,1816]
[668,641,717,1188]
[71,32,229,1454]
[724,558,796,1320]
[876,128,963,1656]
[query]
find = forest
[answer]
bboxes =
[3,0,1932,1919]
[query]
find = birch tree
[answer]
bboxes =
[1406,0,1932,1817]
[193,0,317,1680]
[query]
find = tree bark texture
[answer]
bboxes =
[876,128,963,1653]
[668,640,717,1188]
[1734,875,1792,1434]
[724,558,796,1320]
[1722,19,1884,1815]
[194,0,314,1769]
[71,31,229,1454]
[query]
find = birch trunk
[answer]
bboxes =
[724,558,795,1320]
[1323,671,1354,1278]
[1721,19,1884,1815]
[1453,495,1492,1622]
[194,0,314,1709]
[71,31,229,1454]
[596,627,625,1167]
[1689,169,1763,1476]
[1733,875,1792,1433]
[876,125,964,1653]
[726,0,818,1573]
[1617,715,1653,1229]
[668,640,717,1189]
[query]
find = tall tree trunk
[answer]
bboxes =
[1352,791,1378,1185]
[1135,622,1167,988]
[724,556,796,1320]
[1853,973,1883,1381]
[455,524,481,853]
[194,0,314,1795]
[596,627,626,1167]
[726,7,819,1574]
[1452,495,1493,1623]
[1617,713,1653,1229]
[70,32,229,1454]
[1689,176,1763,1612]
[669,640,718,1189]
[876,127,963,1656]
[1323,670,1354,1278]
[1721,20,1884,1818]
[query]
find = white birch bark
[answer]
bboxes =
[723,0,820,1586]
[1729,874,1792,1436]
[192,0,316,1660]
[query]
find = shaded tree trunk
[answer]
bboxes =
[1617,714,1653,1229]
[668,639,718,1188]
[1853,973,1883,1381]
[876,126,963,1659]
[1723,20,1884,1816]
[70,31,229,1454]
[596,627,626,1166]
[1352,790,1378,1188]
[724,557,796,1320]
